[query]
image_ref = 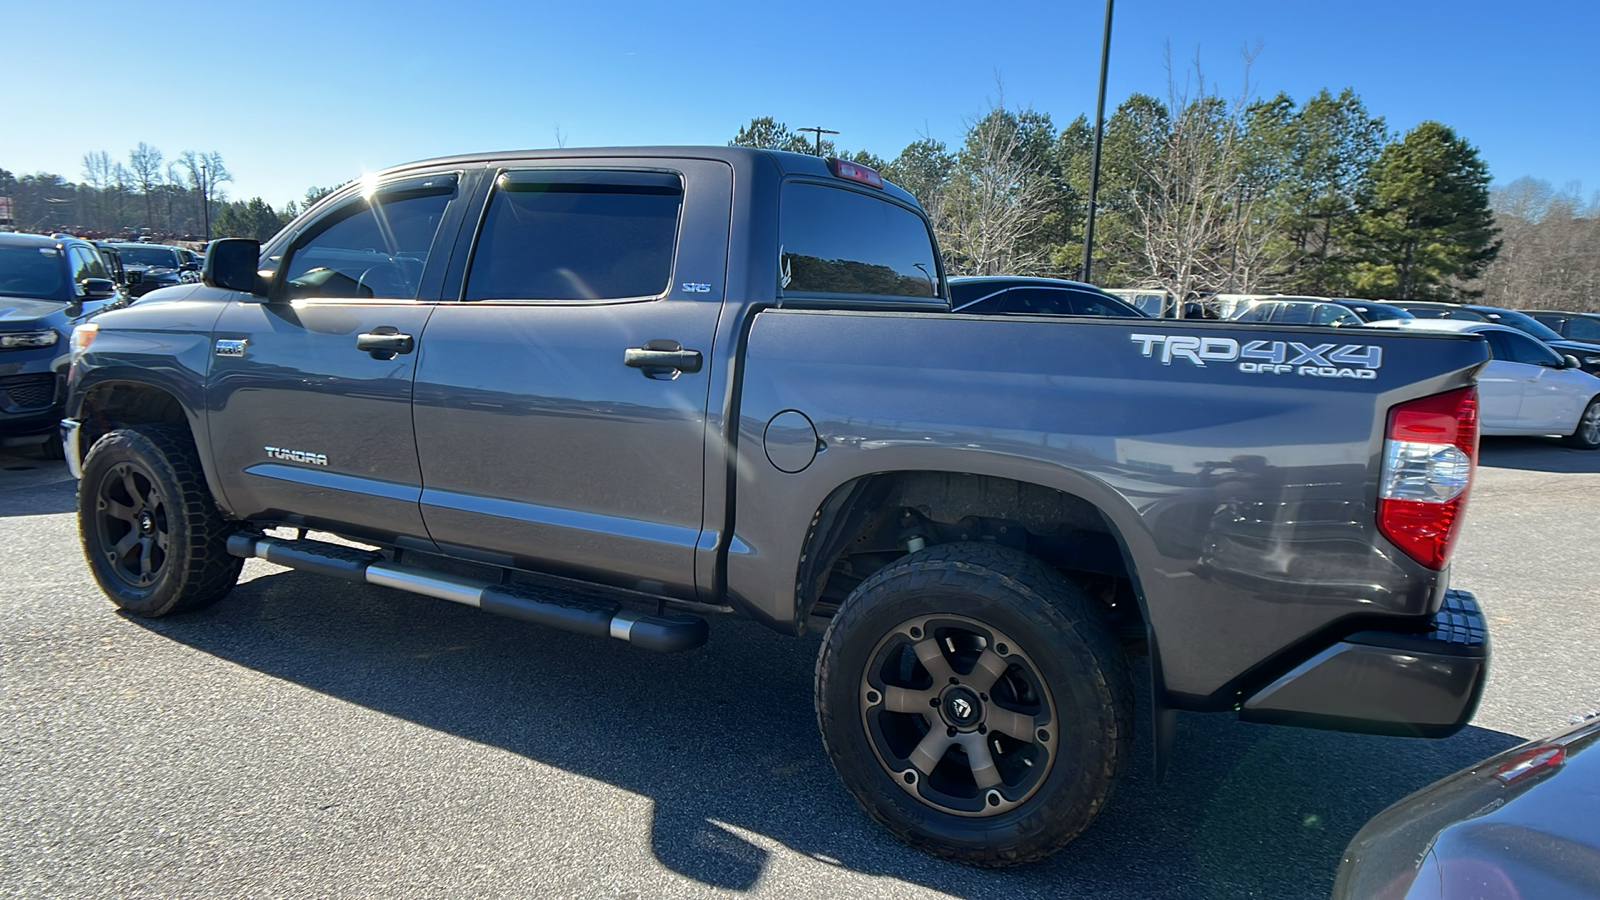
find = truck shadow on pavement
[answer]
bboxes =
[1478,436,1600,473]
[133,569,1523,900]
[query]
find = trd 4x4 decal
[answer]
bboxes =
[1130,333,1383,380]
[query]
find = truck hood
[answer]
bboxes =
[0,295,71,328]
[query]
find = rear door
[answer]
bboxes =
[411,160,731,601]
[207,170,469,547]
[1477,331,1531,430]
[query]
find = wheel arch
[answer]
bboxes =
[793,469,1153,643]
[72,376,227,509]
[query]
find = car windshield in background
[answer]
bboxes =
[118,247,181,268]
[780,182,938,299]
[0,246,67,300]
[1480,308,1566,342]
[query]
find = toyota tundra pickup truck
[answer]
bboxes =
[61,147,1491,866]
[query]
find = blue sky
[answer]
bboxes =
[4,0,1596,209]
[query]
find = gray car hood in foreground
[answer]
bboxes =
[1334,714,1600,899]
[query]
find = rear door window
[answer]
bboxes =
[780,182,939,299]
[464,170,682,302]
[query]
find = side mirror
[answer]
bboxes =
[78,278,117,299]
[203,238,266,295]
[1563,355,1583,370]
[125,269,143,285]
[179,261,201,272]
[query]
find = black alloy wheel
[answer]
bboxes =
[92,460,171,589]
[816,542,1131,866]
[78,425,242,617]
[860,614,1058,817]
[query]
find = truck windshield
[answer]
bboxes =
[780,182,939,299]
[0,245,68,300]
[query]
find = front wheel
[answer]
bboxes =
[78,425,243,616]
[815,543,1132,866]
[1563,397,1600,450]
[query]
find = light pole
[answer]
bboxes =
[797,126,838,157]
[199,162,211,242]
[1081,0,1114,284]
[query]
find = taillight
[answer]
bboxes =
[1378,387,1477,569]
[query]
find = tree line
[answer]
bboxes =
[0,144,337,244]
[3,86,1591,313]
[735,65,1584,309]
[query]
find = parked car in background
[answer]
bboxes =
[949,276,1148,317]
[1103,287,1174,317]
[1334,712,1600,900]
[1326,299,1415,323]
[1527,310,1600,344]
[1367,319,1600,448]
[1225,297,1365,327]
[1388,301,1600,374]
[106,242,202,297]
[0,233,122,456]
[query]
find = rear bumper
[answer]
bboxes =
[1239,589,1488,738]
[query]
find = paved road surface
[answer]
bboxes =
[1,437,1595,898]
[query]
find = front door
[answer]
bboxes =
[412,160,732,601]
[207,171,466,547]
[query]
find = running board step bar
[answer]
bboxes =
[226,534,709,653]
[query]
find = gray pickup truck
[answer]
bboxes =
[61,147,1491,866]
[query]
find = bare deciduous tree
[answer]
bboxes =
[940,99,1055,276]
[1479,178,1600,311]
[127,142,164,230]
[1122,47,1279,303]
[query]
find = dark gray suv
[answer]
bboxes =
[0,233,121,455]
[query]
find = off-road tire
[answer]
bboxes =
[815,542,1132,866]
[1562,397,1600,450]
[78,424,243,616]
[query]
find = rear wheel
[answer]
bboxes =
[78,425,243,616]
[1563,397,1600,450]
[815,542,1132,866]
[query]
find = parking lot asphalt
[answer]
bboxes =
[1,438,1595,899]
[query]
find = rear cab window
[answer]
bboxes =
[779,181,940,303]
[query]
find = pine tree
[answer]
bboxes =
[1351,122,1499,299]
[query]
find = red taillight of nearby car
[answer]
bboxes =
[1377,387,1479,569]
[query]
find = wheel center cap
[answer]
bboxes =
[138,512,155,536]
[943,687,983,728]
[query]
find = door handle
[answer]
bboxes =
[357,329,415,360]
[624,340,702,378]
